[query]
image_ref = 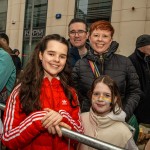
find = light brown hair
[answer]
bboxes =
[90,75,122,114]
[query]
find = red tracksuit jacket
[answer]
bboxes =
[2,77,83,150]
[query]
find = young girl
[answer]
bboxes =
[78,75,138,150]
[2,34,83,150]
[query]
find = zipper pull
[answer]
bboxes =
[99,55,104,74]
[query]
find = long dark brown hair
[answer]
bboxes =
[18,34,76,115]
[89,75,122,114]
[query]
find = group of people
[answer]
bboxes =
[0,18,149,150]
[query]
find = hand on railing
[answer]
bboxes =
[47,122,71,137]
[0,103,124,150]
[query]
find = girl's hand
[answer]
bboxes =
[47,126,56,135]
[47,122,71,137]
[56,122,72,137]
[41,108,63,128]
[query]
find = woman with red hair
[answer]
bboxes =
[72,20,141,122]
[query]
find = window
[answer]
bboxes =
[75,0,112,24]
[0,0,8,33]
[24,0,48,29]
[22,0,48,67]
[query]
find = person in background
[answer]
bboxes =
[129,34,150,124]
[0,33,10,48]
[0,37,16,144]
[2,34,83,150]
[77,75,138,150]
[0,33,16,65]
[72,20,141,122]
[129,35,150,146]
[68,18,90,69]
[13,49,22,77]
[0,40,16,103]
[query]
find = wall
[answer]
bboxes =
[112,0,150,56]
[6,0,25,56]
[46,0,75,38]
[5,0,150,57]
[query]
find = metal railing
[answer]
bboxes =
[0,103,124,150]
[0,103,5,111]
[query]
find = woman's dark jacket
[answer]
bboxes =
[12,55,21,75]
[72,41,141,121]
[129,49,150,124]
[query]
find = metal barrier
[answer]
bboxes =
[0,103,124,150]
[0,103,5,111]
[61,127,124,150]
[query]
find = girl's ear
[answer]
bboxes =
[114,96,117,103]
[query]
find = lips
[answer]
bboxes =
[74,39,81,42]
[96,43,104,48]
[96,103,105,107]
[50,64,59,68]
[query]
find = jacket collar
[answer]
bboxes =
[69,42,91,58]
[87,41,119,62]
[89,107,126,128]
[135,49,150,63]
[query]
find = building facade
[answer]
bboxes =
[0,0,150,66]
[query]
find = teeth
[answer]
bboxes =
[97,44,104,46]
[51,64,58,67]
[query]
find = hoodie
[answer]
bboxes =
[77,108,138,150]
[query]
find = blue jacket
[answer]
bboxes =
[0,48,16,95]
[68,42,91,69]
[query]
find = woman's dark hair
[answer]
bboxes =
[0,33,9,45]
[0,40,13,54]
[18,34,75,115]
[89,75,122,114]
[13,49,20,54]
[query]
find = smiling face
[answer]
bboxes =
[89,29,112,54]
[39,40,68,80]
[91,82,112,116]
[69,22,88,48]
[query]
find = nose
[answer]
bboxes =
[97,95,104,101]
[55,55,60,62]
[74,32,80,37]
[98,35,103,41]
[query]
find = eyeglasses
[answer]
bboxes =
[69,30,87,36]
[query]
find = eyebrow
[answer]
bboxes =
[47,50,67,56]
[70,29,86,32]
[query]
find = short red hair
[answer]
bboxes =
[89,20,114,37]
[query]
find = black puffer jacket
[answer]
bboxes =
[72,41,141,121]
[129,49,150,123]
